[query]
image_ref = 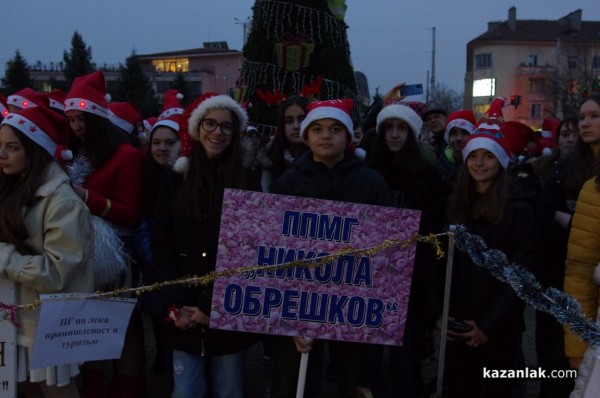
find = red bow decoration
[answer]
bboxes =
[165,304,181,322]
[301,75,323,98]
[257,89,287,106]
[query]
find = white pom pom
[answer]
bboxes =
[137,131,147,141]
[595,262,600,284]
[105,93,112,103]
[173,156,189,173]
[542,147,553,157]
[61,149,73,161]
[354,147,367,160]
[176,93,184,100]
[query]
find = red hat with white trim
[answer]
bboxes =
[47,89,66,112]
[0,94,8,119]
[444,109,476,143]
[462,97,512,170]
[1,105,70,159]
[7,88,49,110]
[64,71,110,118]
[108,101,142,134]
[538,118,560,156]
[300,99,354,142]
[153,90,185,133]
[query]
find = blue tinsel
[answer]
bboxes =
[453,225,600,349]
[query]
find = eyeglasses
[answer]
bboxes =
[201,119,235,135]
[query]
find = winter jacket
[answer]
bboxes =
[84,143,143,231]
[564,178,600,359]
[150,161,259,357]
[0,162,95,350]
[447,180,539,340]
[436,146,463,186]
[271,150,391,206]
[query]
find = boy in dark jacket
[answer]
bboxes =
[270,99,390,398]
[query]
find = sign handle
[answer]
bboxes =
[435,225,456,397]
[295,352,309,398]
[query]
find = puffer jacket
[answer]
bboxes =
[564,178,600,359]
[0,162,95,349]
[272,150,391,206]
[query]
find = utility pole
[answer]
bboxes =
[430,27,436,104]
[234,17,251,47]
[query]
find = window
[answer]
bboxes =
[472,78,496,97]
[593,56,600,70]
[531,104,543,118]
[475,53,492,69]
[152,58,189,73]
[528,54,538,67]
[529,78,545,93]
[567,56,578,70]
[474,103,490,119]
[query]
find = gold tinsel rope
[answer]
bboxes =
[15,232,448,313]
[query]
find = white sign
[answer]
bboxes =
[0,279,16,398]
[30,294,136,369]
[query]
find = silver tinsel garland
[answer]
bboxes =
[453,225,600,349]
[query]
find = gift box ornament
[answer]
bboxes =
[274,36,314,71]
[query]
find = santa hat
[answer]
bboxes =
[1,106,71,159]
[7,88,49,110]
[47,89,66,112]
[538,118,560,156]
[143,117,158,133]
[0,94,8,119]
[153,90,185,133]
[501,121,539,157]
[173,93,248,173]
[300,99,354,142]
[64,71,110,118]
[462,97,512,170]
[108,101,142,134]
[444,109,476,143]
[375,104,423,138]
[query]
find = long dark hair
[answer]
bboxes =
[177,109,246,220]
[562,95,600,199]
[366,123,434,208]
[68,112,125,168]
[264,96,309,179]
[0,126,53,254]
[451,162,508,225]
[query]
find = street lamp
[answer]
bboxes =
[234,17,251,46]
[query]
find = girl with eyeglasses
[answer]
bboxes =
[149,93,259,398]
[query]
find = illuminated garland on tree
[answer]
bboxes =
[453,224,600,349]
[241,0,358,135]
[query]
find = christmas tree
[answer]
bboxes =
[238,0,358,137]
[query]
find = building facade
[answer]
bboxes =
[465,7,600,127]
[28,42,243,102]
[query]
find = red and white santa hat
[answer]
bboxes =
[108,101,142,134]
[462,97,512,170]
[1,105,70,159]
[0,94,8,119]
[444,109,476,143]
[47,89,66,112]
[152,90,185,133]
[375,104,423,138]
[7,88,49,110]
[173,93,248,173]
[143,117,158,133]
[538,118,560,156]
[64,71,110,118]
[300,99,354,142]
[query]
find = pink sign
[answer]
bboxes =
[211,189,421,346]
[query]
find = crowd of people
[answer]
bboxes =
[1,72,600,398]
